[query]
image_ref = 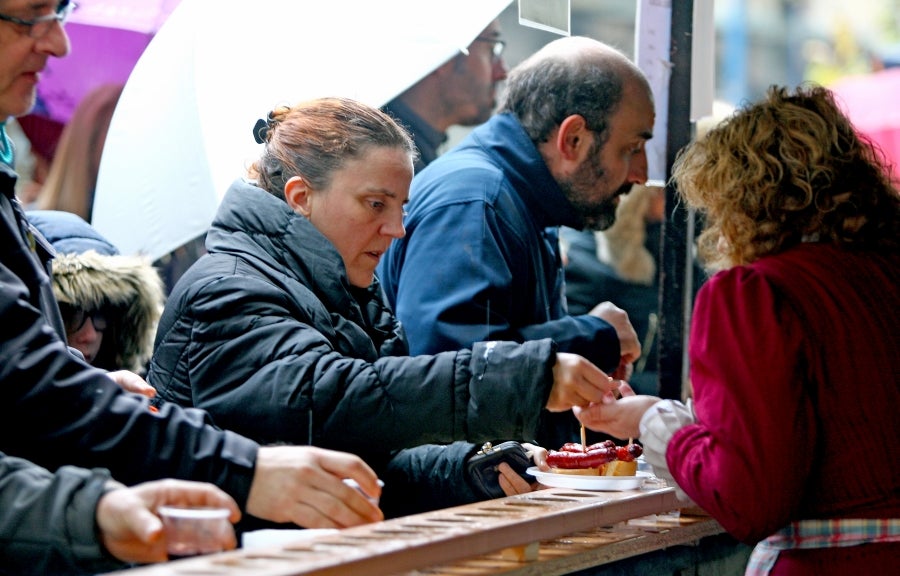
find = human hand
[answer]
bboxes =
[496,442,548,495]
[610,359,634,382]
[96,479,240,564]
[523,442,548,470]
[573,394,661,441]
[107,370,157,399]
[496,462,533,495]
[588,302,641,365]
[615,380,636,399]
[246,446,384,529]
[546,353,620,411]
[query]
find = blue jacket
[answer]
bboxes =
[379,114,620,447]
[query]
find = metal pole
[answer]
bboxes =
[657,0,694,401]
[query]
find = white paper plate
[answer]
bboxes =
[527,467,649,491]
[241,528,338,549]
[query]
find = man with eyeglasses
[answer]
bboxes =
[0,0,73,39]
[0,1,382,572]
[383,20,507,173]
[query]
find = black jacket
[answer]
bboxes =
[149,180,559,513]
[0,164,259,517]
[0,452,123,575]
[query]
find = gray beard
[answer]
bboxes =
[558,169,625,231]
[568,194,618,231]
[557,135,629,231]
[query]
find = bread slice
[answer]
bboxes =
[549,466,601,476]
[603,460,638,476]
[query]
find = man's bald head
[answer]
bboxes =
[499,37,652,145]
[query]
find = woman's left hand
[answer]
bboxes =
[496,442,549,495]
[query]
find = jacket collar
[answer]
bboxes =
[208,179,364,316]
[466,113,584,230]
[207,179,406,355]
[1,160,17,200]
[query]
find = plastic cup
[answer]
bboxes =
[158,506,234,559]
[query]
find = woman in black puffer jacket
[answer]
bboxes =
[149,98,622,517]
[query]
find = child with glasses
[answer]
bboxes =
[58,302,109,361]
[28,210,165,375]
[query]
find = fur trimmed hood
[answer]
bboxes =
[51,251,164,372]
[28,210,165,373]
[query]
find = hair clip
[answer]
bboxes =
[252,118,268,144]
[253,111,280,144]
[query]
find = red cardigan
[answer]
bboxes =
[668,243,899,574]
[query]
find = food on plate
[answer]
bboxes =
[603,459,638,476]
[546,440,642,476]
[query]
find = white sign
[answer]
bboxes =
[518,0,570,36]
[635,0,672,182]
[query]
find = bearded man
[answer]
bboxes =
[379,37,651,450]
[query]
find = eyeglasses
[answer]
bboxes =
[472,36,506,60]
[59,303,108,334]
[0,0,76,39]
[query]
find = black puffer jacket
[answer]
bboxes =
[149,180,558,510]
[0,164,259,517]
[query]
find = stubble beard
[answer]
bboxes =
[559,148,628,231]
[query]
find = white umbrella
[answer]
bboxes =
[93,0,512,260]
[36,0,182,123]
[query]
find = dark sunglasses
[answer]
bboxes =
[59,302,109,334]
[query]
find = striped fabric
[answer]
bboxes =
[745,518,900,575]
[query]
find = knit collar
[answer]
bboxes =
[0,121,14,168]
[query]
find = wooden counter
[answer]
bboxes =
[399,512,724,575]
[110,485,728,576]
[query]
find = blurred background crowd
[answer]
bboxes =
[12,0,899,218]
[473,0,899,154]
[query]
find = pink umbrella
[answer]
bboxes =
[830,67,900,179]
[34,0,182,123]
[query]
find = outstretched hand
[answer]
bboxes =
[547,353,622,411]
[573,393,661,441]
[246,446,384,529]
[96,479,240,564]
[588,301,641,365]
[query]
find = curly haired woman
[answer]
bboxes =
[575,85,899,575]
